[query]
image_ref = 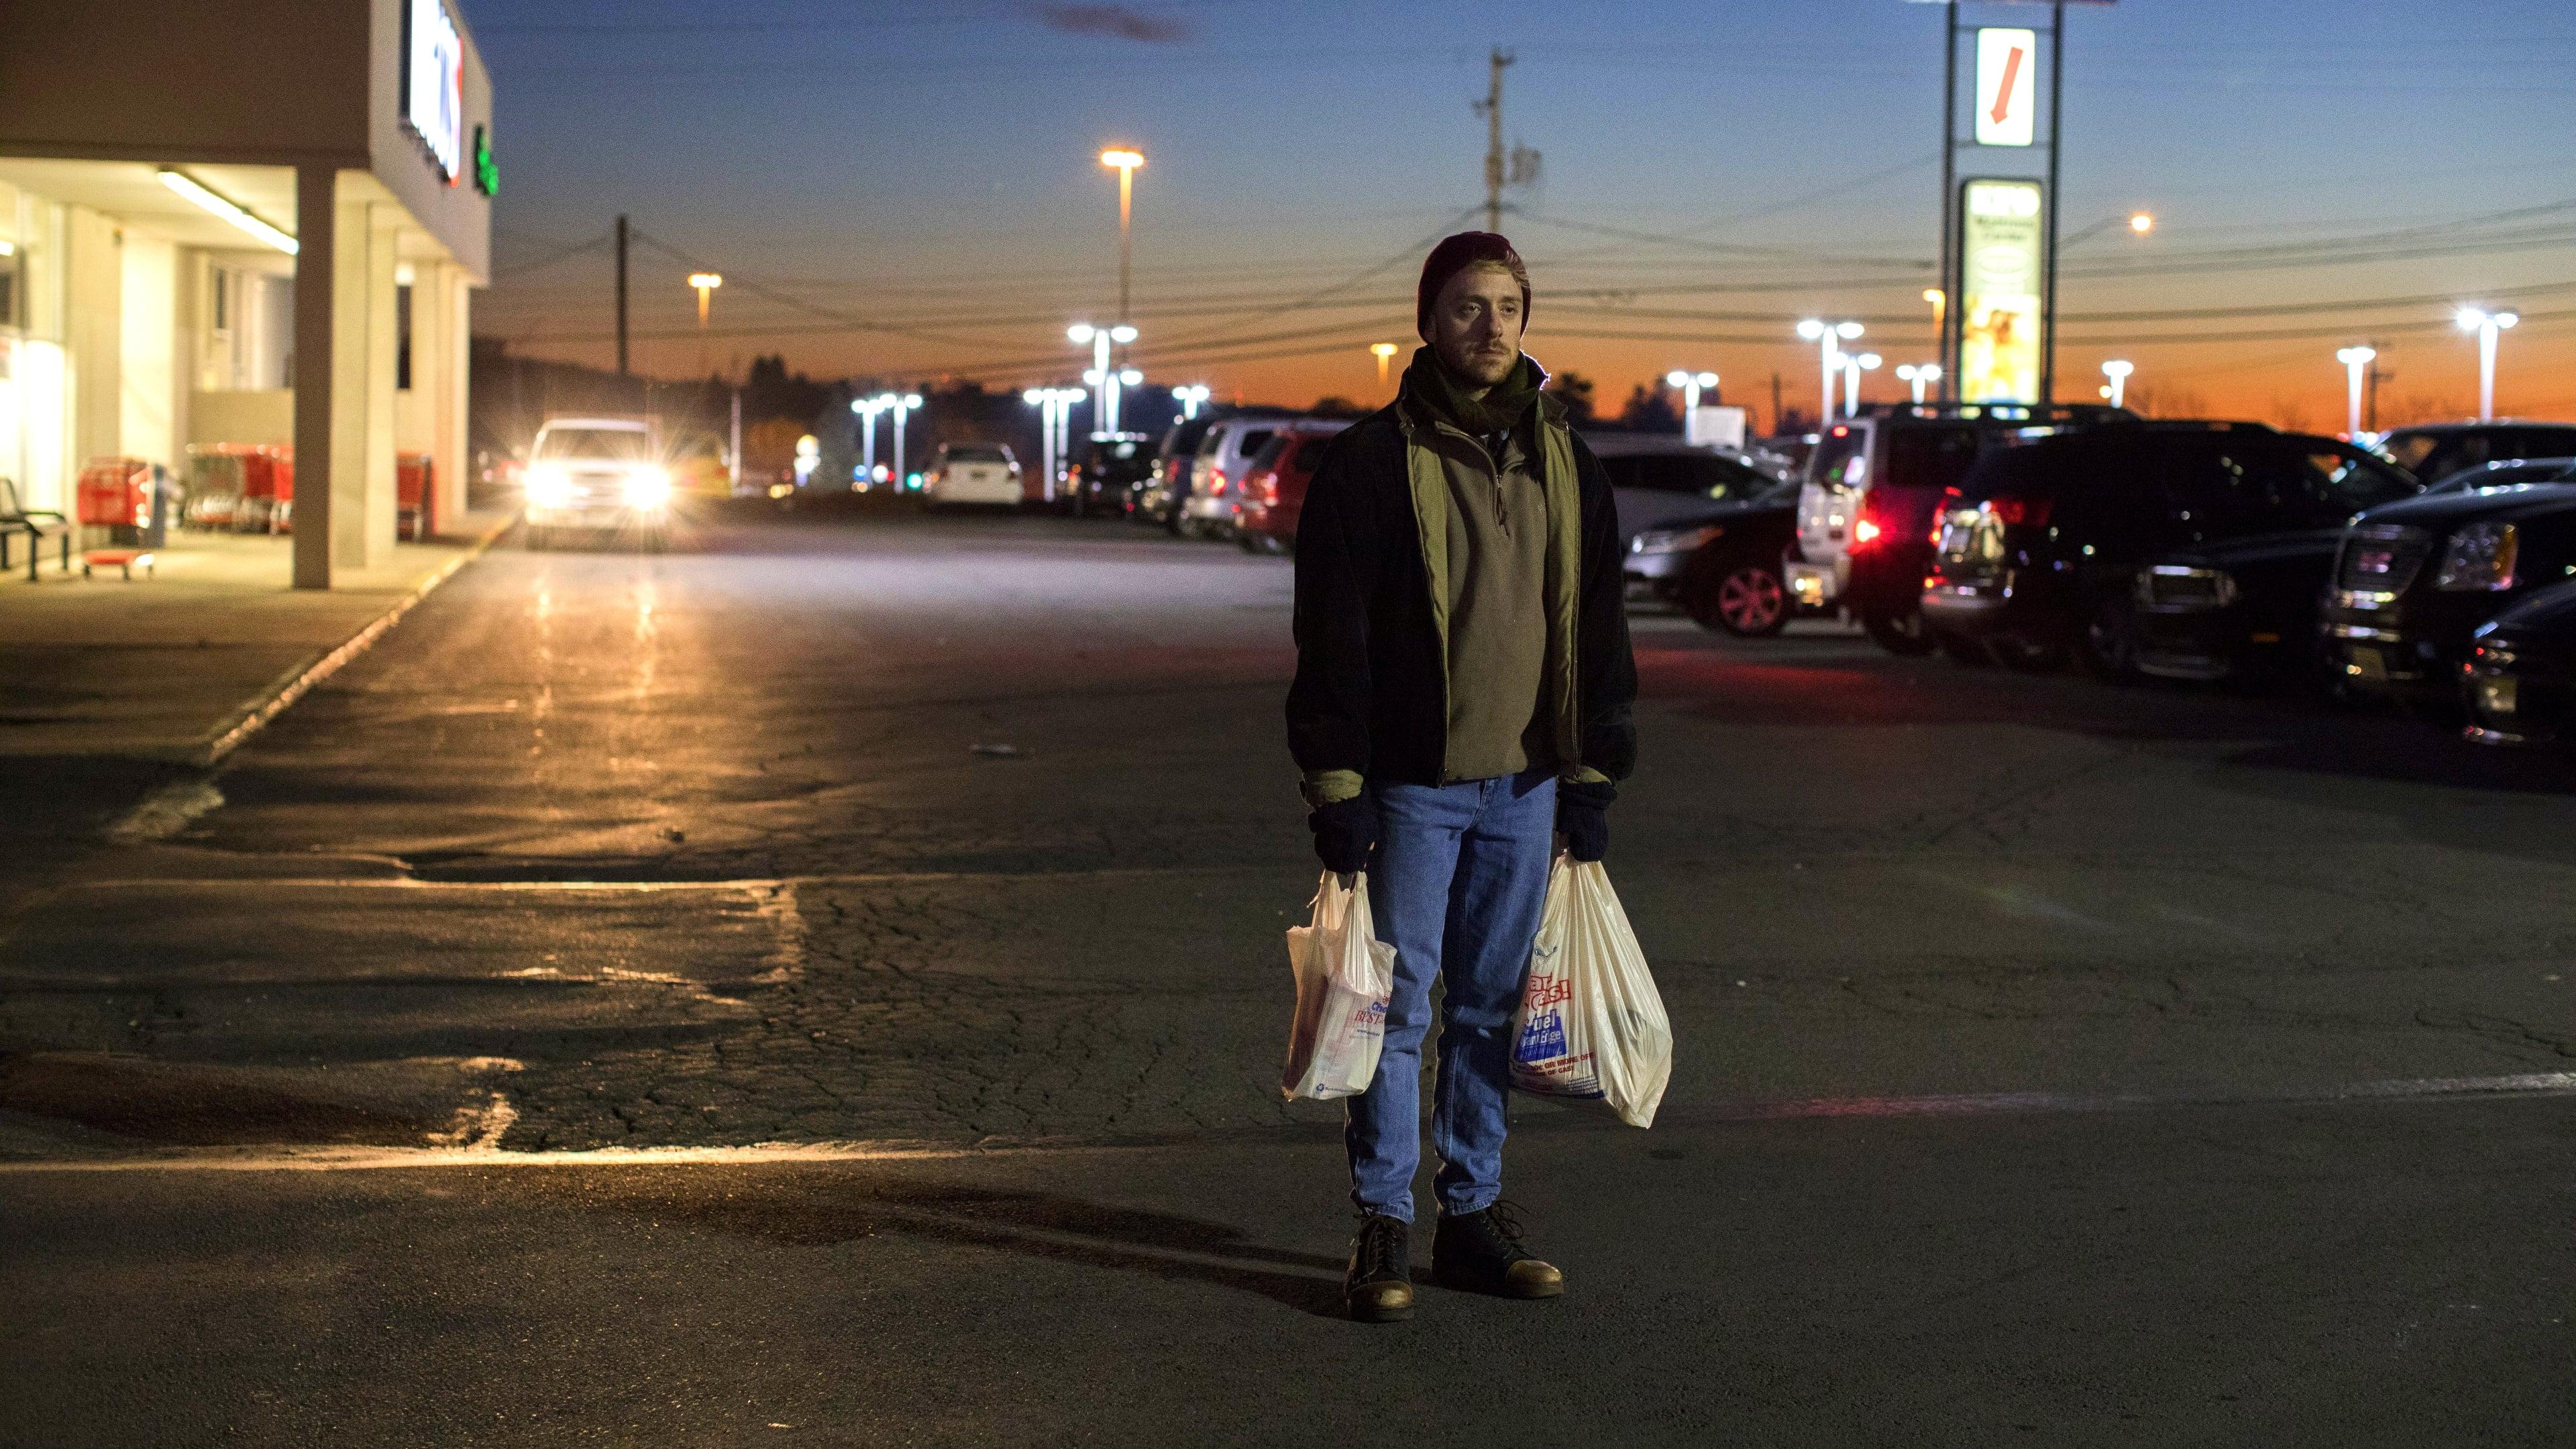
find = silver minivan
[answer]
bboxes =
[1181,415,1291,539]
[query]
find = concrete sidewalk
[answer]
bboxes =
[0,515,511,765]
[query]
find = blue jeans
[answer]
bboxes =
[1348,770,1557,1223]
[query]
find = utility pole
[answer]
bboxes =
[2367,345,2390,433]
[2039,0,2065,405]
[1936,0,1959,399]
[614,213,630,378]
[1770,372,1784,435]
[1474,48,1515,233]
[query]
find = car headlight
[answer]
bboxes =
[2433,521,2518,591]
[525,464,573,509]
[625,465,672,508]
[1631,523,1723,556]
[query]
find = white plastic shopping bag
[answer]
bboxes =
[1280,871,1397,1102]
[1509,855,1673,1128]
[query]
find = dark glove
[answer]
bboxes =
[1556,780,1615,863]
[1307,793,1380,875]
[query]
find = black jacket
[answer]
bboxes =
[1286,394,1637,798]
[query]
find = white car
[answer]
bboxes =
[522,416,672,549]
[924,443,1023,508]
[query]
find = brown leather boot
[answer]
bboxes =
[1432,1201,1563,1298]
[1344,1212,1415,1322]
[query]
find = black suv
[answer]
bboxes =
[2320,482,2576,706]
[1063,432,1156,518]
[1923,422,2419,674]
[2376,421,2576,492]
[1794,402,2133,656]
[2461,578,2576,747]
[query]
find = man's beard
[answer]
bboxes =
[1442,341,1518,388]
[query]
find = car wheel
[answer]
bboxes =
[1933,629,1992,666]
[1861,607,1937,656]
[1685,557,1790,637]
[2079,597,2139,680]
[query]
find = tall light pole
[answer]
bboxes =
[1172,384,1210,421]
[2100,358,2133,409]
[1895,362,1942,404]
[1371,341,1399,388]
[2335,347,2377,439]
[1025,388,1062,498]
[1068,323,1140,434]
[2457,307,2518,422]
[851,394,891,486]
[688,272,722,376]
[1841,352,1882,419]
[890,392,923,488]
[1099,148,1144,330]
[1665,369,1719,415]
[1797,319,1864,423]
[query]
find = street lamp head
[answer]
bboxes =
[1370,342,1397,360]
[2496,311,2520,329]
[1666,370,1690,388]
[1024,388,1044,405]
[2337,346,2377,366]
[1896,364,1920,382]
[901,393,922,408]
[2102,359,2134,380]
[1118,368,1142,385]
[1693,371,1719,389]
[1920,363,1943,381]
[1068,323,1096,343]
[2128,212,2155,235]
[1796,319,1825,341]
[1099,148,1144,171]
[1082,369,1103,384]
[687,272,722,290]
[1836,321,1865,339]
[1855,353,1881,370]
[1110,325,1138,343]
[2457,307,2489,331]
[1923,288,1945,307]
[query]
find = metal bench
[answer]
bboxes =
[0,476,72,582]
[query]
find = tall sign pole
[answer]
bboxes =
[1936,1,1961,398]
[614,213,630,378]
[2040,0,2065,405]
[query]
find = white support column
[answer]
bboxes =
[431,262,470,534]
[363,205,398,559]
[326,180,395,574]
[292,167,337,590]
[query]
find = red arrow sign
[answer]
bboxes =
[1989,45,2025,124]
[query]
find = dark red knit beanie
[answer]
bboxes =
[1416,231,1531,337]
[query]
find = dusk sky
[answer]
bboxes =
[474,0,2576,428]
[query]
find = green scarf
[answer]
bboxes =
[1400,346,1543,439]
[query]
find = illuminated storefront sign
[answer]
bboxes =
[1958,178,2043,404]
[402,0,466,184]
[473,125,498,196]
[1974,28,2037,147]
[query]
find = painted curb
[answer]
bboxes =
[182,513,519,768]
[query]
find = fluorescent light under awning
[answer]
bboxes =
[157,169,297,256]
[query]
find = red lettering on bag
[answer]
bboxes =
[1524,974,1572,1010]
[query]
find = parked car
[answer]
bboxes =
[1624,479,1802,635]
[2374,421,2576,493]
[1792,402,2131,655]
[2461,578,2576,747]
[522,415,670,551]
[1181,413,1295,539]
[2423,457,2575,494]
[1140,412,1222,528]
[1925,421,2419,674]
[1582,435,1793,547]
[1061,433,1154,517]
[922,441,1023,510]
[1233,420,1352,553]
[2320,481,2576,707]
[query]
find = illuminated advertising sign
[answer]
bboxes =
[402,0,466,184]
[1974,28,2037,147]
[1959,178,2043,405]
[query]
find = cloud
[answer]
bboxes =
[1032,4,1193,44]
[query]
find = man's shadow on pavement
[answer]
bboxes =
[540,1168,1354,1319]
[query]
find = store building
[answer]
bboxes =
[0,0,491,588]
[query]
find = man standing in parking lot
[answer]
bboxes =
[1286,231,1638,1322]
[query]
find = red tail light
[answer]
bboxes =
[1854,519,1882,545]
[1261,474,1279,506]
[1211,466,1228,494]
[1989,496,2053,527]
